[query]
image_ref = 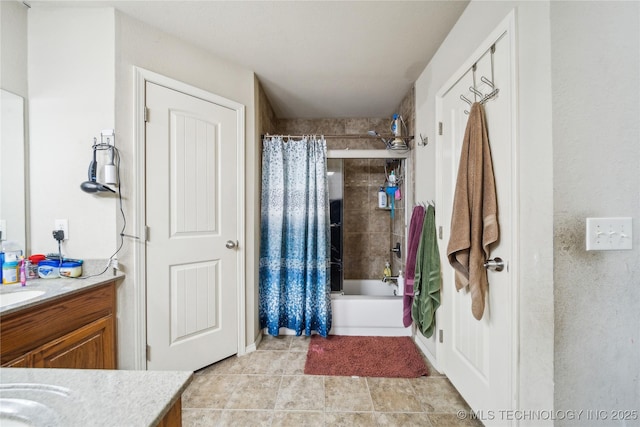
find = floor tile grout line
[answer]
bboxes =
[364,376,376,414]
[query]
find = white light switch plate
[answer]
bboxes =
[586,217,632,251]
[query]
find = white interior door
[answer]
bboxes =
[145,81,239,371]
[437,28,516,423]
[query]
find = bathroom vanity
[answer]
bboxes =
[0,271,193,426]
[0,274,121,368]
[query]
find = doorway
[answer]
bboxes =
[134,68,246,371]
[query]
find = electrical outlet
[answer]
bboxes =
[586,217,633,251]
[54,219,69,240]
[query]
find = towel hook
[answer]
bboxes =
[480,76,494,89]
[469,86,484,99]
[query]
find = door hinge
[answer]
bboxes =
[146,345,151,362]
[144,106,149,122]
[438,122,443,135]
[144,226,150,242]
[439,329,444,343]
[438,226,443,240]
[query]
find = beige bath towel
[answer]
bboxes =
[447,102,499,320]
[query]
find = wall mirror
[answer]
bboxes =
[0,89,27,253]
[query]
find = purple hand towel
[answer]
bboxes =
[403,205,426,327]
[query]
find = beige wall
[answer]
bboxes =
[1,0,28,97]
[551,0,640,418]
[28,8,117,259]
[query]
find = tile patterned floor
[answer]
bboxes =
[182,335,483,426]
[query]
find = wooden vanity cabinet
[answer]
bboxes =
[0,281,116,369]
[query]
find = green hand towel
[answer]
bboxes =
[411,204,441,338]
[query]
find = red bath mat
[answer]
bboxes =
[304,335,429,378]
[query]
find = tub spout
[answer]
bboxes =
[382,275,398,283]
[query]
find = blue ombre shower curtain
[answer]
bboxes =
[259,136,332,337]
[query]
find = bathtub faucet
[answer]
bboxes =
[382,275,398,283]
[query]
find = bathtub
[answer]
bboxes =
[330,279,411,336]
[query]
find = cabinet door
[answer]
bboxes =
[156,397,182,427]
[2,354,31,367]
[32,316,115,369]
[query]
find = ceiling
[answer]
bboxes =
[31,1,469,118]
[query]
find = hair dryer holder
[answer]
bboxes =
[80,139,116,194]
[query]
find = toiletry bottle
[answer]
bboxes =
[384,262,392,278]
[388,170,397,187]
[391,114,399,136]
[19,256,27,286]
[397,270,404,296]
[378,187,387,208]
[2,260,19,284]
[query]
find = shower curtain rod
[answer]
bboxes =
[261,133,414,140]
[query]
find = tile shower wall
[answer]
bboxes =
[342,158,390,279]
[391,84,415,276]
[258,81,278,135]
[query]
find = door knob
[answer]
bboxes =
[483,257,504,272]
[225,240,238,249]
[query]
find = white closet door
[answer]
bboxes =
[145,81,239,371]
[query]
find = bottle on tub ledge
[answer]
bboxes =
[383,261,392,278]
[396,270,404,296]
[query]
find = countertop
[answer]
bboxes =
[0,368,193,426]
[0,259,124,316]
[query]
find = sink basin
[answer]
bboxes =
[0,384,70,426]
[0,290,45,308]
[0,397,59,426]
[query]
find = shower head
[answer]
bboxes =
[389,138,408,150]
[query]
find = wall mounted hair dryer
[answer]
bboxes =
[80,144,115,193]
